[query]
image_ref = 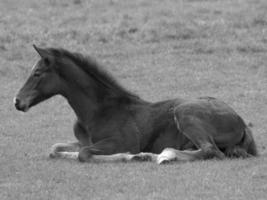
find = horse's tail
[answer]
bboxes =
[241,126,258,156]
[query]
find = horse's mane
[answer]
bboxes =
[48,48,141,103]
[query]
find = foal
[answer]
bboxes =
[14,45,257,164]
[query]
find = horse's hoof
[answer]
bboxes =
[78,147,93,162]
[49,152,59,159]
[157,156,171,165]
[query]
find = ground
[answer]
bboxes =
[1,0,267,199]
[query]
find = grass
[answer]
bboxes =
[1,0,267,199]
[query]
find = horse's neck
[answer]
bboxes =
[63,86,99,124]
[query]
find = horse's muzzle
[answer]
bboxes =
[13,97,29,112]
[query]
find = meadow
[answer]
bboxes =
[1,0,267,199]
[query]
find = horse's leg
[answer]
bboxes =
[175,115,225,160]
[130,152,158,162]
[74,121,93,146]
[92,152,158,163]
[50,151,134,162]
[77,152,157,163]
[156,148,206,164]
[52,152,153,163]
[50,145,206,164]
[116,149,205,164]
[129,148,206,164]
[78,137,130,162]
[49,121,92,160]
[80,153,135,163]
[49,142,81,159]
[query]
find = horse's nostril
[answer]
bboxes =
[14,97,28,112]
[14,98,20,108]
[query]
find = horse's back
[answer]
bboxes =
[174,97,247,148]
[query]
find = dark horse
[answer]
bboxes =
[14,45,258,164]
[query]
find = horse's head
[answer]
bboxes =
[14,45,64,112]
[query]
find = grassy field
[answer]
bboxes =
[1,0,267,199]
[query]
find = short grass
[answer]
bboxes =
[1,0,267,199]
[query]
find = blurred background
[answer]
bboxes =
[0,0,267,199]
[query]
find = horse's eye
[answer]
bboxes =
[33,71,42,77]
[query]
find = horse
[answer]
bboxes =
[14,45,258,164]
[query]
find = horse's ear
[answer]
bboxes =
[33,45,55,67]
[33,45,50,58]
